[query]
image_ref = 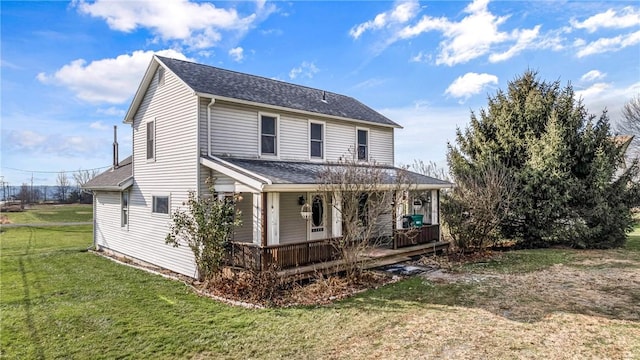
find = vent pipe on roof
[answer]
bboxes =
[321,90,327,103]
[113,125,119,169]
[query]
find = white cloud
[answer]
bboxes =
[37,49,188,104]
[97,107,126,117]
[399,0,550,66]
[580,70,606,82]
[228,47,244,62]
[349,0,420,39]
[90,121,109,130]
[576,82,611,100]
[570,7,640,33]
[75,0,275,50]
[576,30,640,58]
[409,51,430,63]
[489,25,541,62]
[289,61,319,80]
[445,72,498,102]
[2,129,108,157]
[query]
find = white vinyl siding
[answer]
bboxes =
[369,127,394,164]
[210,103,258,158]
[326,121,355,161]
[232,193,254,243]
[125,64,199,277]
[95,191,127,247]
[280,114,308,160]
[204,101,395,165]
[279,193,309,244]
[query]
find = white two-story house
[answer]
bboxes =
[84,56,452,278]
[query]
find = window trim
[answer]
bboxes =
[258,112,280,158]
[121,190,129,228]
[356,127,369,162]
[146,118,156,162]
[151,195,170,215]
[308,120,325,161]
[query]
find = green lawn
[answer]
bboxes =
[2,204,93,224]
[1,223,638,359]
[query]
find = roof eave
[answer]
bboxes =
[124,58,160,124]
[196,92,402,129]
[83,176,134,192]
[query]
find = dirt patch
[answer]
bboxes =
[0,215,11,224]
[419,259,640,322]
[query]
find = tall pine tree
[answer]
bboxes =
[447,71,638,248]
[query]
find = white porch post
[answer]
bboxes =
[252,193,262,245]
[332,192,342,238]
[395,192,405,229]
[431,189,439,225]
[266,192,280,245]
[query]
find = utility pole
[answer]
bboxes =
[30,173,34,204]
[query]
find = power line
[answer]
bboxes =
[1,165,111,174]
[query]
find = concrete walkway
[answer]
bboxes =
[1,222,93,228]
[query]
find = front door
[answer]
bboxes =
[308,193,326,240]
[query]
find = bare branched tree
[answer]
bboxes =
[441,162,516,252]
[73,169,99,190]
[319,156,411,279]
[616,95,640,159]
[411,159,450,182]
[56,171,71,203]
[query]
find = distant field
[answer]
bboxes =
[1,204,93,224]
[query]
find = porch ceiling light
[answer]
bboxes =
[300,203,312,220]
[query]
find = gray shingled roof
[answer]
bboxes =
[216,156,451,186]
[83,156,133,190]
[156,56,400,128]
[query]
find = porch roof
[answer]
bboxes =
[203,155,453,191]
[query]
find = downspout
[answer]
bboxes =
[207,98,216,157]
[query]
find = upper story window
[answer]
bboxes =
[357,128,368,161]
[310,121,324,159]
[152,195,169,214]
[146,120,155,160]
[260,114,278,156]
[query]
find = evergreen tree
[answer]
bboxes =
[447,71,638,248]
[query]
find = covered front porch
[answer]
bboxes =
[201,155,453,272]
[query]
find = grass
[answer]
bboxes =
[1,210,638,359]
[2,204,93,224]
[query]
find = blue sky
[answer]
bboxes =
[2,0,639,186]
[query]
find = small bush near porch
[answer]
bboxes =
[2,223,638,359]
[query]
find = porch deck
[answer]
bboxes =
[278,240,449,279]
[225,224,447,278]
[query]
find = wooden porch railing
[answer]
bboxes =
[392,224,440,249]
[226,225,440,270]
[226,238,342,270]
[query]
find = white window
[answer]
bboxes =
[357,128,368,161]
[259,114,278,156]
[121,190,129,227]
[309,121,324,160]
[146,120,155,160]
[152,195,169,214]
